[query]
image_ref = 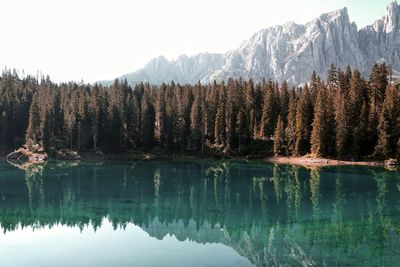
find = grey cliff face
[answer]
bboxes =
[118,53,223,85]
[358,1,400,75]
[116,1,400,85]
[204,7,364,84]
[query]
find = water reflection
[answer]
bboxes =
[0,160,400,266]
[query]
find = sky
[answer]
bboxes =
[0,0,393,83]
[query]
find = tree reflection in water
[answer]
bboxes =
[0,160,399,266]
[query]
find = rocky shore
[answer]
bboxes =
[7,147,47,162]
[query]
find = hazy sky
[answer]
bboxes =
[0,0,393,82]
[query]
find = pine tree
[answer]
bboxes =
[245,80,256,140]
[335,69,348,112]
[374,107,389,157]
[77,90,89,151]
[295,85,313,155]
[214,95,226,146]
[107,100,123,151]
[369,63,388,107]
[213,82,227,146]
[309,71,318,103]
[1,64,399,159]
[382,85,400,154]
[200,93,207,153]
[259,81,276,139]
[310,90,325,156]
[65,101,77,149]
[348,70,367,157]
[141,90,155,151]
[349,70,366,118]
[39,110,51,150]
[155,85,167,146]
[325,82,337,156]
[327,64,338,89]
[205,81,219,143]
[106,80,130,151]
[88,87,100,150]
[164,85,178,150]
[279,81,289,124]
[236,109,248,154]
[353,102,368,158]
[273,115,285,156]
[365,97,379,156]
[174,85,186,152]
[345,66,353,83]
[335,83,351,159]
[310,82,334,157]
[285,89,297,155]
[26,92,41,146]
[225,78,243,149]
[190,89,202,151]
[235,80,248,152]
[180,86,193,151]
[253,83,263,138]
[127,93,141,149]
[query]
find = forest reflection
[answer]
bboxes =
[0,160,399,266]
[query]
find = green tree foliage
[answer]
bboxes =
[374,107,390,157]
[214,83,227,146]
[0,64,398,160]
[26,92,40,146]
[141,89,155,151]
[310,80,335,157]
[369,63,388,107]
[335,69,352,159]
[273,115,285,156]
[295,85,313,155]
[190,88,203,151]
[353,102,368,158]
[285,89,297,155]
[259,81,276,139]
[245,80,257,140]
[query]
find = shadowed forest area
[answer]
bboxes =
[0,64,399,160]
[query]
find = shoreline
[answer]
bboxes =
[264,156,385,167]
[77,153,390,167]
[2,151,393,168]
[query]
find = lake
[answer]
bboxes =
[0,160,399,266]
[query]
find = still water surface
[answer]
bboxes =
[0,160,399,266]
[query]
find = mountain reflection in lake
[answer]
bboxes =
[0,160,399,267]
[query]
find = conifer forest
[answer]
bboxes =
[0,63,399,160]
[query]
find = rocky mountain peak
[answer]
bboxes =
[367,1,399,33]
[385,0,399,32]
[358,1,400,75]
[317,7,349,23]
[113,4,400,86]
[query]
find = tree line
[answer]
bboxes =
[0,64,399,160]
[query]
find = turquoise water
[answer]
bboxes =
[0,160,399,266]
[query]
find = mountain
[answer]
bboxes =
[112,1,400,85]
[204,7,363,84]
[118,53,223,85]
[358,1,400,76]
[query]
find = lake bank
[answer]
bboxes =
[3,149,395,168]
[76,152,392,168]
[265,156,386,167]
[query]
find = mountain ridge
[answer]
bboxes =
[109,1,400,85]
